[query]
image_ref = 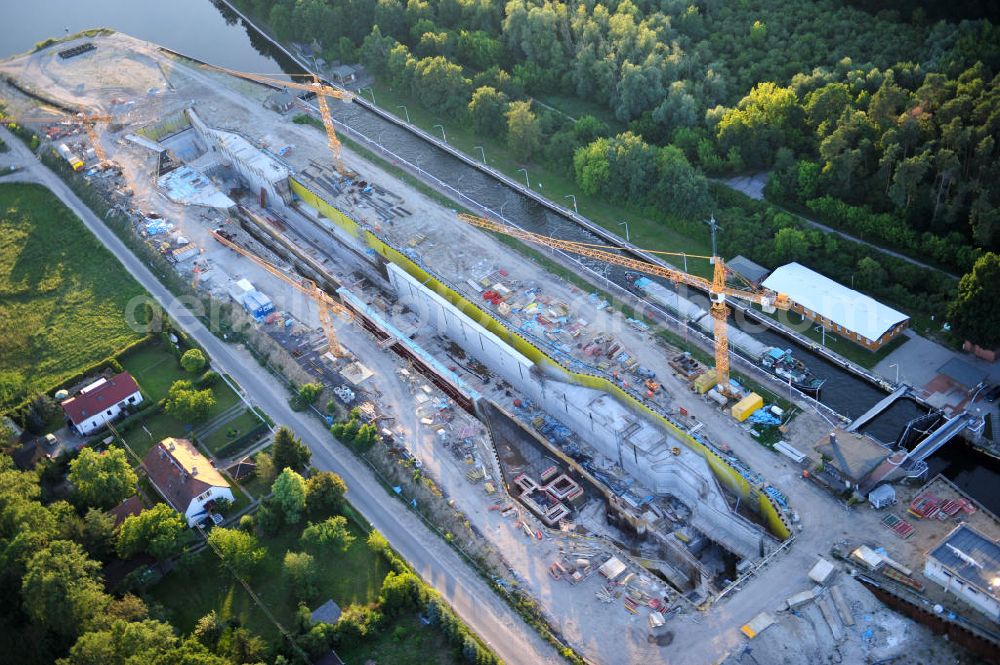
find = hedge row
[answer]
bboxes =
[5,334,157,424]
[211,420,270,459]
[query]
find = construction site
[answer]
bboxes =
[1,32,993,665]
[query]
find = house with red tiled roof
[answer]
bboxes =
[106,495,145,528]
[60,372,143,435]
[142,437,233,527]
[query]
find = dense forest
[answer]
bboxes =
[235,0,999,342]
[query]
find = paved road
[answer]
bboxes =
[0,125,560,665]
[718,174,957,279]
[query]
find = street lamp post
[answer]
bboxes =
[517,168,529,188]
[397,105,410,123]
[564,194,577,213]
[889,363,899,385]
[619,221,630,242]
[474,146,486,163]
[361,87,376,105]
[433,124,447,143]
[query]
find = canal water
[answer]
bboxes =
[4,0,996,513]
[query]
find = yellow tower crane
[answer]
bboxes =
[201,64,354,173]
[211,229,352,357]
[2,112,113,163]
[455,213,791,392]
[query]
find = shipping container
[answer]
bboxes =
[693,370,717,394]
[731,392,763,422]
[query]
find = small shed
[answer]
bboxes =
[311,599,342,625]
[226,457,257,481]
[786,589,816,609]
[265,89,297,112]
[850,545,884,571]
[868,484,896,509]
[728,255,770,286]
[107,495,145,528]
[731,392,763,422]
[740,611,776,639]
[330,64,357,84]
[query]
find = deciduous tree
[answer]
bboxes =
[949,253,1000,348]
[272,468,307,525]
[116,503,187,560]
[207,528,265,578]
[283,551,318,599]
[505,100,541,161]
[22,540,110,639]
[180,349,207,373]
[58,619,176,665]
[306,471,348,518]
[467,86,508,137]
[301,516,355,552]
[68,446,137,509]
[164,381,215,424]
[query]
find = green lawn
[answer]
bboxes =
[149,520,387,641]
[204,381,241,420]
[0,183,147,410]
[119,409,188,459]
[223,475,252,517]
[534,93,624,132]
[120,344,189,402]
[121,343,241,416]
[199,408,266,455]
[337,613,462,665]
[364,79,715,266]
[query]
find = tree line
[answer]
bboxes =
[235,0,998,344]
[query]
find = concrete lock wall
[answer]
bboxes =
[388,261,770,559]
[289,178,791,540]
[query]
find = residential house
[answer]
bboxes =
[107,495,145,528]
[61,372,143,435]
[142,437,234,527]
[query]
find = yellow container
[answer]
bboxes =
[731,392,763,422]
[693,370,717,394]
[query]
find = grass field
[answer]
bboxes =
[199,408,266,454]
[0,183,147,410]
[149,520,388,641]
[336,613,461,665]
[117,343,246,458]
[120,344,189,402]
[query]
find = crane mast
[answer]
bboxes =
[211,229,351,357]
[456,213,789,391]
[201,64,353,173]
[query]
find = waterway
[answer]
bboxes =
[3,0,997,513]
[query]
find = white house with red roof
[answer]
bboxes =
[142,437,234,527]
[60,372,143,435]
